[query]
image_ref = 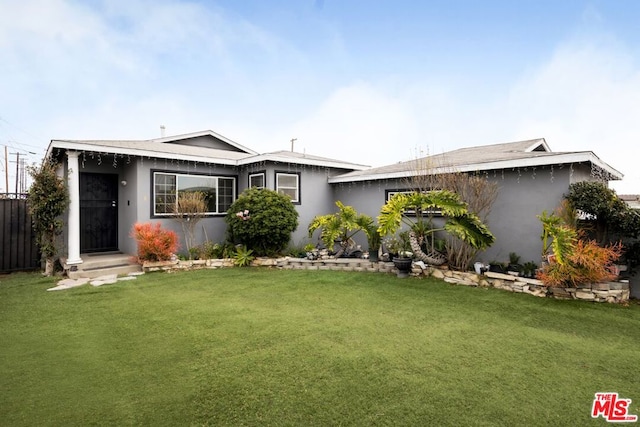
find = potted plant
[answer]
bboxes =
[507,252,523,276]
[521,261,538,278]
[366,222,382,262]
[385,232,413,278]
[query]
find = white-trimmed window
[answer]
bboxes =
[276,172,300,203]
[153,172,236,216]
[249,172,265,189]
[385,189,442,216]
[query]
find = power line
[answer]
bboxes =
[0,115,47,151]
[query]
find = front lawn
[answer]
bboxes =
[1,269,639,426]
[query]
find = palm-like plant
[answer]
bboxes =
[377,191,495,265]
[537,210,576,265]
[308,201,374,257]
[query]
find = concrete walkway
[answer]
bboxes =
[47,271,145,291]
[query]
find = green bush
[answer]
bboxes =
[27,158,69,276]
[225,188,299,256]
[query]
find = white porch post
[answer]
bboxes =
[66,151,83,266]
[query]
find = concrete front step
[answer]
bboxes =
[68,264,142,279]
[66,253,142,279]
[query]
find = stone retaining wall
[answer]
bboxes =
[142,257,630,303]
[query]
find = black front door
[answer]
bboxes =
[80,173,118,253]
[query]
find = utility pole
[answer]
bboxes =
[19,157,26,192]
[15,152,20,193]
[4,145,8,194]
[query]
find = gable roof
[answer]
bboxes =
[152,130,258,154]
[240,150,369,170]
[329,138,623,183]
[46,130,368,170]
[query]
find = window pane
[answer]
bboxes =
[154,173,176,214]
[218,178,235,212]
[153,173,236,215]
[178,175,217,214]
[279,188,297,200]
[276,173,299,202]
[249,174,264,188]
[278,174,297,187]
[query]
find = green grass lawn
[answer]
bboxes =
[1,269,639,426]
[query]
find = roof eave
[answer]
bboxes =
[239,153,369,170]
[328,152,623,184]
[46,140,239,166]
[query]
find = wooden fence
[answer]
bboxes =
[0,194,40,273]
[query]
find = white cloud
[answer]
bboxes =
[266,81,422,166]
[2,0,640,197]
[505,39,640,193]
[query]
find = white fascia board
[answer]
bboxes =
[328,152,623,184]
[239,153,369,170]
[47,140,239,166]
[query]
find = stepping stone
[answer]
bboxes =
[90,277,118,287]
[92,274,118,282]
[47,278,90,291]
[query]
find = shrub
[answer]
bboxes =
[225,188,298,256]
[308,201,374,256]
[27,158,69,276]
[537,239,622,287]
[233,245,255,267]
[172,191,207,259]
[131,222,179,262]
[566,181,640,244]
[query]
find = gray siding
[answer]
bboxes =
[55,148,609,265]
[334,165,577,268]
[237,164,351,248]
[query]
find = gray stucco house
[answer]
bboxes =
[47,131,622,272]
[331,138,622,265]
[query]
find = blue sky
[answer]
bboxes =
[1,0,639,193]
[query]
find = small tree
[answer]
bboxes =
[437,173,498,270]
[27,158,69,276]
[565,181,639,244]
[378,191,495,266]
[172,191,207,259]
[405,155,498,270]
[225,188,299,256]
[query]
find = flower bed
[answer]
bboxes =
[142,257,631,303]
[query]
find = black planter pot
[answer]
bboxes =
[393,257,413,278]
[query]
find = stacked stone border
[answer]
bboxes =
[142,257,630,304]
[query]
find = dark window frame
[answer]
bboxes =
[248,171,266,189]
[150,169,238,218]
[384,189,443,217]
[275,171,301,204]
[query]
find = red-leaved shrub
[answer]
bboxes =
[131,222,179,262]
[537,239,622,287]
